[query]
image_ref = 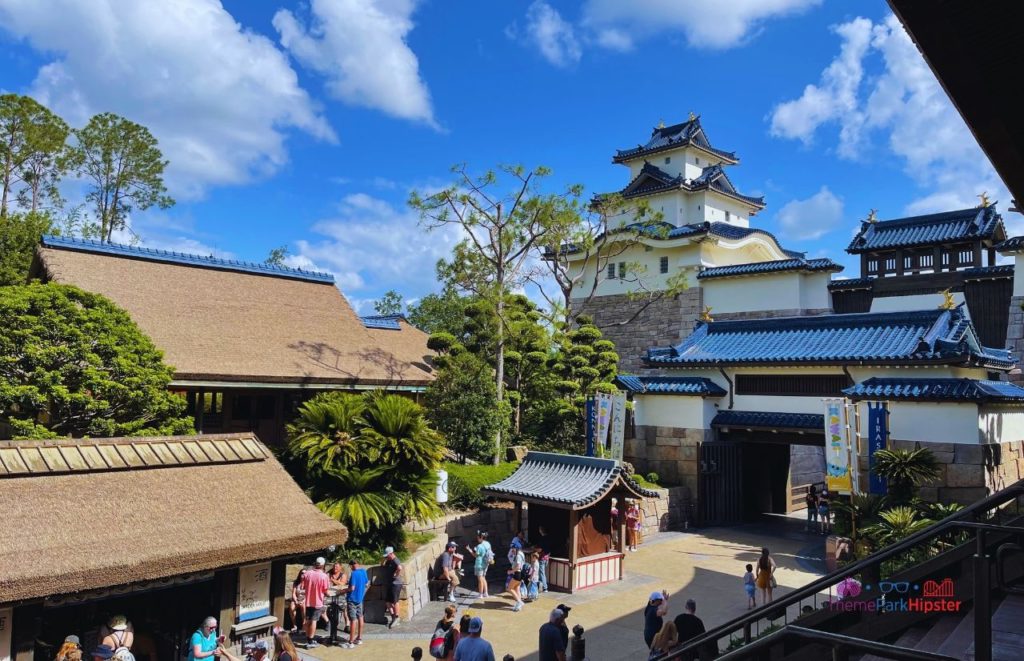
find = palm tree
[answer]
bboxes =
[833,494,885,543]
[871,448,940,504]
[286,392,366,475]
[863,506,933,546]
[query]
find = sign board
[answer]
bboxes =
[867,402,889,495]
[596,393,612,454]
[610,392,626,462]
[825,399,852,494]
[237,563,271,622]
[585,397,596,457]
[0,607,11,661]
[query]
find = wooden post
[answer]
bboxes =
[195,388,206,433]
[973,241,983,268]
[934,246,943,272]
[270,560,287,626]
[12,603,41,661]
[616,495,626,554]
[988,247,996,266]
[896,249,905,276]
[514,501,523,535]
[568,510,579,564]
[860,253,869,277]
[217,568,238,646]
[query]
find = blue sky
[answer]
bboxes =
[0,0,1012,312]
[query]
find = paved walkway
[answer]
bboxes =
[303,518,825,660]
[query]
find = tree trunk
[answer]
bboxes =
[494,285,505,466]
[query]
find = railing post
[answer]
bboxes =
[831,644,850,661]
[974,529,992,661]
[743,621,752,644]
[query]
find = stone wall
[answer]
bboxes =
[1006,295,1024,383]
[635,486,693,536]
[790,445,825,489]
[713,308,832,322]
[573,288,703,374]
[626,424,704,495]
[876,439,1024,504]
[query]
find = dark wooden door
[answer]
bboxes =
[699,443,743,526]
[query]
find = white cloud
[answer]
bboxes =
[273,0,437,128]
[522,1,581,67]
[776,186,844,240]
[0,0,336,200]
[582,0,821,50]
[770,14,1012,218]
[291,192,462,300]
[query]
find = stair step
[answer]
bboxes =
[857,626,929,661]
[936,607,977,657]
[966,593,1024,661]
[915,614,964,653]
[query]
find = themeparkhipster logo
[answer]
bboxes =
[825,577,962,613]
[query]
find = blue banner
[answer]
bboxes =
[867,402,888,495]
[585,397,596,457]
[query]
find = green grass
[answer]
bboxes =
[444,461,519,510]
[632,474,661,489]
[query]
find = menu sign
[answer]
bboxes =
[237,563,271,622]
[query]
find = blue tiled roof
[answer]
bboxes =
[613,117,738,164]
[712,410,824,431]
[40,235,335,284]
[828,277,873,290]
[646,305,1014,369]
[616,375,726,396]
[844,378,1024,403]
[479,452,658,509]
[697,258,842,280]
[847,206,1004,253]
[360,314,403,330]
[962,264,1014,280]
[618,162,765,208]
[995,236,1024,253]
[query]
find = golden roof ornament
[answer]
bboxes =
[938,288,956,310]
[977,191,991,208]
[866,209,878,223]
[656,118,665,129]
[699,306,714,323]
[688,111,697,122]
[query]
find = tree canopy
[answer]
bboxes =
[0,211,52,286]
[0,94,70,216]
[0,283,194,439]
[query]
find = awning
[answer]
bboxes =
[712,410,824,433]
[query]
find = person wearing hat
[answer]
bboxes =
[99,615,133,652]
[55,635,81,661]
[382,546,403,628]
[643,589,670,649]
[555,605,572,649]
[440,541,461,603]
[299,558,331,647]
[342,559,369,648]
[538,609,567,661]
[453,616,494,661]
[91,644,115,661]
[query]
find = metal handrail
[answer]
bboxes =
[715,625,959,661]
[657,479,1024,660]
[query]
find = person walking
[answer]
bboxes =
[648,621,678,660]
[673,599,706,661]
[382,546,404,628]
[538,609,567,661]
[505,539,525,612]
[755,547,777,604]
[643,590,670,649]
[467,531,493,599]
[272,630,298,661]
[429,604,459,660]
[534,526,551,593]
[818,492,831,535]
[453,617,495,661]
[626,501,640,551]
[343,559,368,648]
[300,557,331,647]
[804,486,818,532]
[743,564,756,609]
[187,617,220,661]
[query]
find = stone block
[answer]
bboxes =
[953,445,985,465]
[656,426,676,438]
[506,445,529,462]
[652,445,682,462]
[931,451,955,465]
[678,460,698,476]
[917,486,938,503]
[938,486,988,505]
[681,445,697,461]
[655,436,677,447]
[946,463,984,488]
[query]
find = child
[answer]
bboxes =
[743,563,756,609]
[527,552,540,601]
[818,492,831,535]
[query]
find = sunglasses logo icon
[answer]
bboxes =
[878,581,910,595]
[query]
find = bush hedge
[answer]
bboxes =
[444,461,519,510]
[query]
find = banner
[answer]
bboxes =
[825,399,852,494]
[867,402,889,495]
[237,562,271,622]
[585,397,596,457]
[610,392,626,462]
[596,392,613,454]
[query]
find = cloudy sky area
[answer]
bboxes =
[0,0,1013,311]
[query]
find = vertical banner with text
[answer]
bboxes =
[867,402,889,495]
[585,397,596,457]
[825,399,853,494]
[596,392,612,455]
[610,392,626,462]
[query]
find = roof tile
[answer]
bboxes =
[698,258,842,280]
[847,207,1004,253]
[712,410,824,430]
[843,377,1024,402]
[617,375,726,396]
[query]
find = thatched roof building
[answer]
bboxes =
[0,433,346,604]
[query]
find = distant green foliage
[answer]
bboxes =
[0,211,52,286]
[444,461,519,510]
[644,472,660,485]
[871,447,941,504]
[373,289,405,316]
[425,351,508,463]
[0,283,193,438]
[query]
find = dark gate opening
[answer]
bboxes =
[741,442,790,519]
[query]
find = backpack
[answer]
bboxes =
[520,562,533,583]
[429,622,453,658]
[485,546,495,566]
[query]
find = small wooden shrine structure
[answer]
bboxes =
[481,452,658,593]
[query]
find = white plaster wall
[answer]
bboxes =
[870,292,966,313]
[979,408,1024,445]
[703,273,803,313]
[702,191,753,227]
[1014,254,1024,297]
[634,395,717,429]
[800,272,832,310]
[884,401,981,445]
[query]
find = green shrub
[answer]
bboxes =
[644,472,660,485]
[444,461,519,510]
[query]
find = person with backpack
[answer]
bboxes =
[505,539,525,612]
[818,492,832,535]
[525,552,540,601]
[428,604,459,660]
[466,531,493,599]
[804,485,818,532]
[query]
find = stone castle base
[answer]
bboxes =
[625,424,705,495]
[877,439,1024,504]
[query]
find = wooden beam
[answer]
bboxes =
[568,510,579,564]
[514,501,523,535]
[217,568,238,646]
[270,561,287,626]
[12,603,41,661]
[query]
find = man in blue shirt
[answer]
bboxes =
[343,559,369,649]
[453,617,494,661]
[538,609,567,661]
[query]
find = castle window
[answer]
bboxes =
[736,374,851,397]
[618,262,627,278]
[660,256,669,274]
[695,157,700,165]
[725,211,731,222]
[664,157,671,165]
[607,263,616,280]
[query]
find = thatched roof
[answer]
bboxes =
[0,433,347,604]
[33,237,433,387]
